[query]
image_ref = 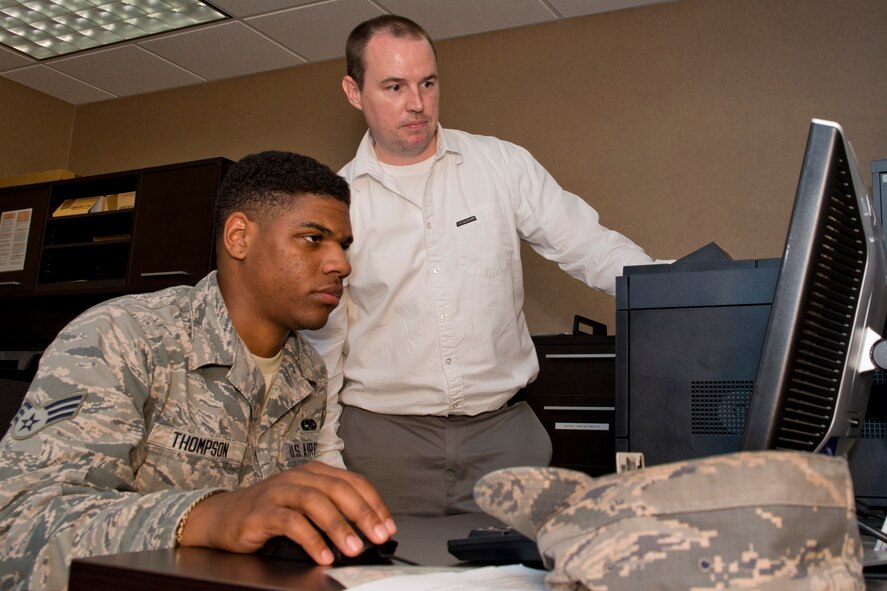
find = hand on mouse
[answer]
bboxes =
[177,461,397,565]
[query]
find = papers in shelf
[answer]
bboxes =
[93,191,136,212]
[51,191,136,217]
[52,196,99,217]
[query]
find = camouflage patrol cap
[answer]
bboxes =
[474,451,864,590]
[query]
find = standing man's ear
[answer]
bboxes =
[222,212,251,261]
[342,76,363,111]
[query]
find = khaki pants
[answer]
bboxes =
[339,402,552,517]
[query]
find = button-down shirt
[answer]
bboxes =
[0,272,332,590]
[307,126,661,446]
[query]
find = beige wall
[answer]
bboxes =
[4,0,887,333]
[0,78,75,178]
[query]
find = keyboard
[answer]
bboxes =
[447,526,543,568]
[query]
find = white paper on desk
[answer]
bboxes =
[326,566,466,588]
[332,564,547,591]
[876,515,887,552]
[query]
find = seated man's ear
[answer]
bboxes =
[222,212,251,261]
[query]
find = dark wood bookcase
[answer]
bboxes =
[0,157,232,351]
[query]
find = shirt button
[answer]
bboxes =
[440,312,447,320]
[433,266,440,274]
[426,222,432,229]
[446,358,453,365]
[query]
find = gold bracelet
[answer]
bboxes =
[176,489,225,546]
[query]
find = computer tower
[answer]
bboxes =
[859,158,887,503]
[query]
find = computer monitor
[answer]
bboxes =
[740,119,887,455]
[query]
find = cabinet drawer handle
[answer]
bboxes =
[140,271,191,277]
[544,353,615,359]
[543,405,615,411]
[0,281,24,287]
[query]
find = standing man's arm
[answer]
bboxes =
[505,141,670,294]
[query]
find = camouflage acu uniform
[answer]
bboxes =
[475,451,864,590]
[0,271,332,590]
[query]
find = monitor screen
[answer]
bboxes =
[740,119,887,455]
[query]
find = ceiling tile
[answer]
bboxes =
[0,0,666,105]
[0,46,32,70]
[139,21,306,81]
[247,0,385,62]
[1,65,115,104]
[208,0,317,18]
[549,0,671,18]
[48,45,206,97]
[377,0,557,40]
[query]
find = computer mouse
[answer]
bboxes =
[258,527,398,566]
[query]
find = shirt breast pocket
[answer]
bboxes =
[454,205,511,277]
[137,424,246,490]
[137,443,243,490]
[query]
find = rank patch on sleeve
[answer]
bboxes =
[11,393,87,440]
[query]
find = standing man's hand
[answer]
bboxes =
[178,461,397,565]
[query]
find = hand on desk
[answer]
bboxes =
[177,461,397,566]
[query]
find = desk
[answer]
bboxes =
[69,514,887,591]
[68,513,501,591]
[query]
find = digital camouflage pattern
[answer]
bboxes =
[475,451,864,590]
[0,271,331,590]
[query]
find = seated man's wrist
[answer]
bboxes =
[176,489,226,547]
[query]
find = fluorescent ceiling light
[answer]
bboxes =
[0,0,227,60]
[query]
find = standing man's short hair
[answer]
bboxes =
[213,151,350,243]
[345,15,437,88]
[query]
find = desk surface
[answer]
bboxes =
[68,513,501,591]
[69,514,887,591]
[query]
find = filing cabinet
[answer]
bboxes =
[520,321,616,476]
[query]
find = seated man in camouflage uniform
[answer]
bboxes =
[0,151,396,590]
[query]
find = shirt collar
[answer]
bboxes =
[351,124,462,180]
[187,271,240,369]
[187,270,306,369]
[187,271,316,412]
